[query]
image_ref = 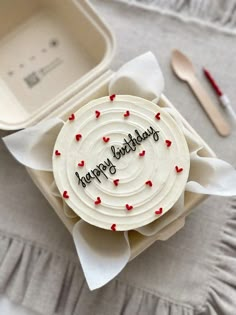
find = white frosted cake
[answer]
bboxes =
[53,95,190,231]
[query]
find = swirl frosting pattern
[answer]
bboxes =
[53,95,190,231]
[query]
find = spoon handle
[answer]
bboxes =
[188,77,231,136]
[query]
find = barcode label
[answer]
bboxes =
[23,58,63,89]
[24,72,40,88]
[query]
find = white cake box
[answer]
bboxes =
[0,0,215,260]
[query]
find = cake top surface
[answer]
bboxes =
[52,95,190,231]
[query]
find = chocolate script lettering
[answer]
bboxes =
[75,126,160,188]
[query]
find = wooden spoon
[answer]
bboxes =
[171,49,230,136]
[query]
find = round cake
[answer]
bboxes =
[53,95,190,231]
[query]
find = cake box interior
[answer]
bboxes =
[0,0,115,130]
[0,0,216,259]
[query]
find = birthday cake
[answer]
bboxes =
[52,95,190,231]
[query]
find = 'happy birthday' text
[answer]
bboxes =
[75,126,159,188]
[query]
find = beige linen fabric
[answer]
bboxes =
[0,0,236,314]
[114,0,236,31]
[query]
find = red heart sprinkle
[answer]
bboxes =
[165,140,172,147]
[124,110,130,117]
[75,134,82,141]
[175,166,183,173]
[113,179,119,186]
[145,180,153,187]
[139,150,146,157]
[55,150,61,156]
[78,160,85,167]
[95,110,100,118]
[103,136,110,143]
[126,204,133,211]
[155,207,163,215]
[111,224,116,231]
[69,113,75,121]
[63,191,69,199]
[109,94,116,101]
[155,112,161,120]
[95,197,101,205]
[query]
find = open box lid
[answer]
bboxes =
[0,0,115,130]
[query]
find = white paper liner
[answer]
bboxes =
[3,118,64,171]
[109,51,164,101]
[73,222,130,290]
[3,52,236,290]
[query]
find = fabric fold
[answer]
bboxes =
[0,232,195,315]
[198,198,236,315]
[1,223,236,315]
[113,0,236,31]
[0,233,79,314]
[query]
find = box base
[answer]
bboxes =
[27,78,216,260]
